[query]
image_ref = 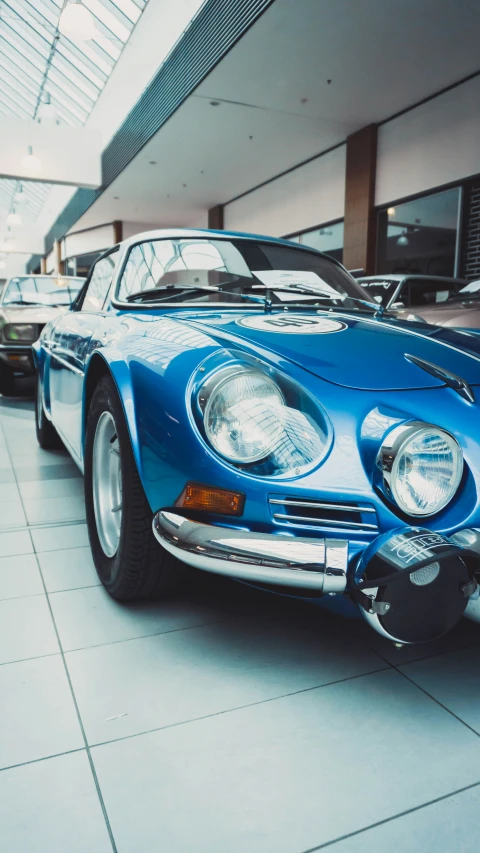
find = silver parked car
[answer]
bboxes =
[357,274,466,315]
[0,274,84,395]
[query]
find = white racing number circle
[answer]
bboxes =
[236,315,348,334]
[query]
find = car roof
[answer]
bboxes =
[116,227,320,253]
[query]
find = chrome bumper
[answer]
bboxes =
[153,510,348,592]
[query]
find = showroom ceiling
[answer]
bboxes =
[0,0,150,263]
[0,0,148,125]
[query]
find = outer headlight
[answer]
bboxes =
[203,368,285,463]
[198,362,330,475]
[3,323,38,342]
[377,422,463,516]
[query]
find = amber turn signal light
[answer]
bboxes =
[175,482,245,516]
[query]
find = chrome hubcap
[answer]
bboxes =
[92,411,122,558]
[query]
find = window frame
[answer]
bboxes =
[110,234,355,311]
[73,245,119,313]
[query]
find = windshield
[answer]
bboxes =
[449,280,480,300]
[357,278,400,305]
[2,276,84,307]
[118,237,376,311]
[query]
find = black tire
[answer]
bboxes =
[35,373,63,449]
[0,362,16,397]
[84,374,185,600]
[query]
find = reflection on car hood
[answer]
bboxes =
[399,300,480,329]
[0,305,66,324]
[180,309,480,391]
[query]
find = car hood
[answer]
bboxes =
[180,309,480,391]
[0,305,65,325]
[400,300,480,328]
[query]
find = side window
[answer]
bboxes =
[81,253,118,313]
[407,277,460,307]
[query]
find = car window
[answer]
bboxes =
[406,278,462,307]
[81,253,118,313]
[117,237,372,311]
[2,276,84,307]
[358,279,399,305]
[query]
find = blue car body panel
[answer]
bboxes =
[33,229,480,613]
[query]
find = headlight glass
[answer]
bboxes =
[4,323,37,342]
[199,363,330,476]
[389,426,463,516]
[205,370,285,463]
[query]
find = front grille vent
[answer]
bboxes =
[269,497,378,533]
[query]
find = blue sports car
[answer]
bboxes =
[33,229,480,646]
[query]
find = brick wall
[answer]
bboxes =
[462,181,480,280]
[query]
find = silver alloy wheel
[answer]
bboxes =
[92,411,122,558]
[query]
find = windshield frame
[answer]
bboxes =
[1,275,85,308]
[111,235,377,312]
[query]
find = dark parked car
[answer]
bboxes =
[0,274,84,395]
[358,274,466,316]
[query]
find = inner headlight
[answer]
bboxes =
[197,361,330,475]
[3,323,37,342]
[204,368,285,463]
[377,422,463,516]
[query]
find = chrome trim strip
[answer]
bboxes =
[153,510,348,592]
[269,498,376,513]
[50,350,84,377]
[272,512,378,530]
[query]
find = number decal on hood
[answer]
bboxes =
[236,315,348,334]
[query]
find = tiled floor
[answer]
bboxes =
[1,392,480,852]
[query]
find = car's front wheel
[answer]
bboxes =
[84,375,184,600]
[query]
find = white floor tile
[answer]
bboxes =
[401,645,480,733]
[23,495,86,524]
[0,499,27,529]
[30,523,89,553]
[0,751,113,853]
[0,529,33,558]
[0,656,83,769]
[0,553,43,600]
[328,785,480,852]
[49,585,225,651]
[38,546,100,593]
[0,596,59,664]
[66,618,386,744]
[19,477,84,501]
[92,669,480,853]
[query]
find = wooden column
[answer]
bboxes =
[343,124,377,275]
[113,220,123,244]
[40,256,47,274]
[54,239,64,275]
[208,205,224,230]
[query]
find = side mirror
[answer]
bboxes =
[391,301,405,309]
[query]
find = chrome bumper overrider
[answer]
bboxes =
[153,510,348,592]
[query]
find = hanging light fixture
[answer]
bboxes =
[13,185,26,204]
[59,0,96,41]
[397,231,409,247]
[37,92,58,125]
[21,146,42,176]
[7,210,22,227]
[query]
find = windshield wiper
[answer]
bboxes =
[242,284,381,316]
[125,284,222,302]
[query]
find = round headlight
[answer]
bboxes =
[378,423,463,516]
[203,369,285,463]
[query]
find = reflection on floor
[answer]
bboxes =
[1,391,480,853]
